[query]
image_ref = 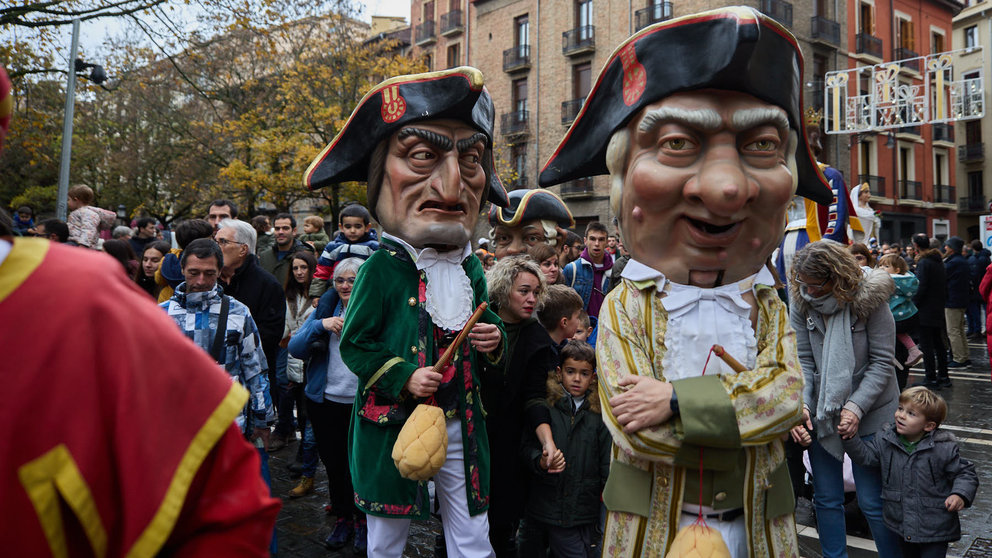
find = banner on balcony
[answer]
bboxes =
[824,46,984,134]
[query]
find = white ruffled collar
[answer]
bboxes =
[383,232,474,331]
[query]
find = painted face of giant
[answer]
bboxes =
[376,119,488,249]
[618,89,797,287]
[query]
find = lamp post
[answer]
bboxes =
[117,204,128,226]
[55,19,108,220]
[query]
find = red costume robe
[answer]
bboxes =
[0,238,280,557]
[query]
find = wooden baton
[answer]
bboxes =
[432,302,489,373]
[711,344,747,373]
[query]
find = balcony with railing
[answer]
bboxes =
[501,110,530,137]
[635,2,673,31]
[856,32,883,59]
[858,174,886,197]
[503,45,531,73]
[561,98,584,125]
[959,143,985,162]
[415,20,436,45]
[562,26,595,56]
[810,16,840,47]
[932,123,954,143]
[959,196,987,213]
[895,47,920,73]
[933,184,956,205]
[440,10,463,36]
[899,179,922,201]
[760,0,792,28]
[560,177,595,198]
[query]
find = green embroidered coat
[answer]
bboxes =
[340,241,502,519]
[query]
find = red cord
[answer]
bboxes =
[695,346,717,525]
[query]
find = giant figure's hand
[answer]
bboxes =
[609,375,674,433]
[468,322,500,353]
[405,367,443,398]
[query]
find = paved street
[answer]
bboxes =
[269,339,992,557]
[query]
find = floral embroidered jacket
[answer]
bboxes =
[596,279,803,557]
[339,240,503,519]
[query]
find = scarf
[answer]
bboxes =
[801,289,854,461]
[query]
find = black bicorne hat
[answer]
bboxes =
[489,189,575,229]
[538,6,833,205]
[304,66,509,208]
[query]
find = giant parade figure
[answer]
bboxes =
[539,7,834,556]
[303,67,507,557]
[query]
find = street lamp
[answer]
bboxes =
[117,204,128,226]
[55,19,109,220]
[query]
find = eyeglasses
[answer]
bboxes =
[795,276,830,289]
[216,238,245,247]
[333,277,356,285]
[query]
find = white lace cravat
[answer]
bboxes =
[384,233,474,331]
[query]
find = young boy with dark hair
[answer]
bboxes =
[538,284,585,350]
[842,387,979,558]
[309,204,379,301]
[518,340,610,557]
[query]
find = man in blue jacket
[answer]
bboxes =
[561,221,612,318]
[966,239,990,339]
[944,236,971,367]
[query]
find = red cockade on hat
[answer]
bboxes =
[381,85,407,123]
[619,43,646,106]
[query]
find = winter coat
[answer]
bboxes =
[944,253,969,309]
[221,254,286,378]
[298,230,331,254]
[913,250,947,327]
[968,249,991,302]
[257,238,315,286]
[562,251,612,317]
[888,273,919,321]
[791,268,900,439]
[521,375,611,528]
[842,424,978,543]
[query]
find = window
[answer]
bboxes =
[899,146,914,181]
[424,0,435,21]
[968,171,984,199]
[424,53,433,71]
[573,62,591,99]
[897,17,914,51]
[966,120,982,145]
[965,25,978,48]
[513,78,528,113]
[576,0,593,34]
[446,44,460,68]
[449,0,459,11]
[511,143,528,184]
[858,1,874,34]
[931,30,944,54]
[814,0,826,17]
[515,14,529,47]
[934,150,948,185]
[812,54,827,109]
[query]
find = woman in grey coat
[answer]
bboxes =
[788,240,903,558]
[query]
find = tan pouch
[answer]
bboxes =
[391,404,448,481]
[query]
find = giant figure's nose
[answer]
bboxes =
[431,152,463,205]
[684,140,757,217]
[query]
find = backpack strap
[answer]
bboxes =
[210,295,231,364]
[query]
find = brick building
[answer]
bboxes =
[843,0,964,244]
[406,0,849,230]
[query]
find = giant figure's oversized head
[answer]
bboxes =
[305,67,508,249]
[539,7,833,287]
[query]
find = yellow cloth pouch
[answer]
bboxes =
[392,403,448,481]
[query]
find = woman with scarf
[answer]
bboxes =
[850,184,881,246]
[788,240,902,558]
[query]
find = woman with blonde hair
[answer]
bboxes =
[788,239,902,558]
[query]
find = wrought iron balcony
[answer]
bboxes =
[933,185,956,204]
[932,123,955,143]
[561,98,584,125]
[502,45,531,73]
[856,33,883,59]
[857,174,886,198]
[895,47,920,73]
[560,177,595,198]
[810,16,840,46]
[440,10,463,36]
[959,196,987,213]
[899,179,922,201]
[959,143,985,162]
[760,0,792,28]
[635,2,673,31]
[562,26,595,56]
[501,110,530,136]
[415,20,436,45]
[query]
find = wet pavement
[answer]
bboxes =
[270,339,992,557]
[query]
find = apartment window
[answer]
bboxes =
[449,0,459,11]
[965,25,978,48]
[511,143,528,183]
[935,150,948,185]
[515,14,529,47]
[576,0,593,33]
[573,62,591,99]
[424,0,435,21]
[814,0,826,17]
[859,138,876,176]
[812,54,827,109]
[931,30,944,54]
[968,171,984,199]
[899,146,914,181]
[513,78,528,113]
[424,53,433,71]
[897,17,914,51]
[858,1,874,34]
[446,44,460,68]
[966,120,982,145]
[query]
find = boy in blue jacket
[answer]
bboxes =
[308,203,379,303]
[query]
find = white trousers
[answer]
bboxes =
[678,511,747,558]
[367,419,494,558]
